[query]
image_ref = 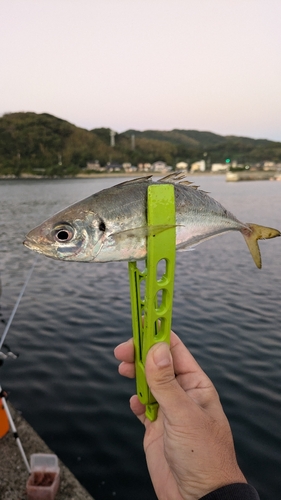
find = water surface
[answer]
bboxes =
[0,175,280,500]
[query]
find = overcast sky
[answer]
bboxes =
[1,0,281,141]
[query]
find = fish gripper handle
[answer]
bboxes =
[128,183,176,421]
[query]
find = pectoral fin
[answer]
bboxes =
[242,223,280,269]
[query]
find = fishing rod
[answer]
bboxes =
[0,256,38,474]
[0,386,31,473]
[0,255,38,352]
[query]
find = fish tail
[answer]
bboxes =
[241,223,280,269]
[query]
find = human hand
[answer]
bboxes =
[114,331,247,500]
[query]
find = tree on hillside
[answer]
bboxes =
[0,112,280,176]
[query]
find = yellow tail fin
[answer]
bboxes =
[242,223,280,269]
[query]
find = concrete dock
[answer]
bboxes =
[0,401,95,500]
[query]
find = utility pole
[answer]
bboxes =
[110,129,116,147]
[131,134,135,150]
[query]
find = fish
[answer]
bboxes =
[23,172,280,269]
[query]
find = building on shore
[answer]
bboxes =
[86,160,106,172]
[190,160,206,173]
[138,163,152,172]
[175,161,188,172]
[152,161,172,173]
[211,163,227,172]
[105,163,123,172]
[122,162,138,173]
[152,161,167,172]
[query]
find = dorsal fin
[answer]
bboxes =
[159,171,187,183]
[117,175,153,187]
[158,172,202,191]
[179,180,193,186]
[117,172,203,192]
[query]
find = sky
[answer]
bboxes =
[1,0,281,141]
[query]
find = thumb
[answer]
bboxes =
[145,342,189,422]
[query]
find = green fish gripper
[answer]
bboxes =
[128,183,176,421]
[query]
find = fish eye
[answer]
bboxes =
[54,225,74,243]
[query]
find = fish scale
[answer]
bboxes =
[24,173,280,269]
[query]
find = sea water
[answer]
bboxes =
[0,175,280,500]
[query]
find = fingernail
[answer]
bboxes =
[152,343,172,367]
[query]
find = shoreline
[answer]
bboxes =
[0,401,94,500]
[1,171,279,182]
[0,171,225,180]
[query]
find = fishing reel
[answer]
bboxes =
[0,343,19,366]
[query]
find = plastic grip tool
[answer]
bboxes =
[128,183,176,421]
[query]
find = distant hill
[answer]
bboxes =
[0,112,280,177]
[122,129,227,148]
[118,128,281,168]
[122,128,277,149]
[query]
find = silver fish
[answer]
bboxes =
[23,172,280,268]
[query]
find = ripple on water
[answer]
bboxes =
[0,177,280,500]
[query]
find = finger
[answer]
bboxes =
[114,338,134,362]
[118,361,136,379]
[129,395,146,424]
[170,331,208,380]
[169,332,217,407]
[145,342,208,425]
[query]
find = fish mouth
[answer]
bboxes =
[23,236,44,254]
[23,236,35,249]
